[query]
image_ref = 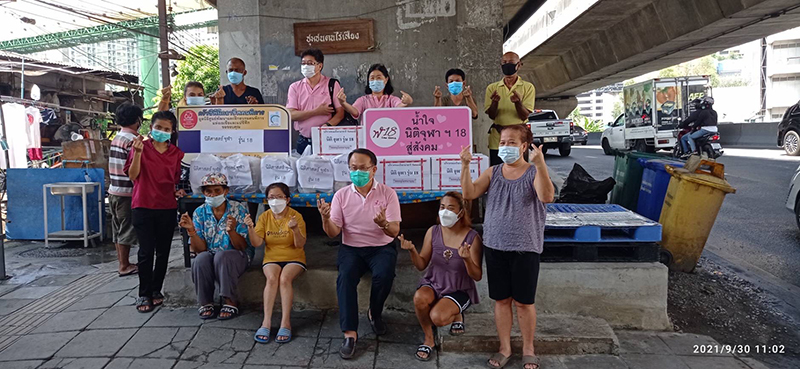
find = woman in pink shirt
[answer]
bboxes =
[337,64,413,121]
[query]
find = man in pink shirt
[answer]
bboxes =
[286,48,344,155]
[317,148,401,360]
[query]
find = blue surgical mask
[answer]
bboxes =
[350,170,371,188]
[186,96,205,106]
[368,80,385,93]
[227,71,244,85]
[448,81,463,95]
[205,194,226,208]
[150,129,171,143]
[498,146,521,164]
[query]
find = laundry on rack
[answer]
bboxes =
[0,103,29,169]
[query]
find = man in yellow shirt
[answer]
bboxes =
[484,52,536,165]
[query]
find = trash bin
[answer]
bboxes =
[636,159,685,221]
[610,151,665,210]
[659,161,736,272]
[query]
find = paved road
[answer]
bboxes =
[544,146,800,288]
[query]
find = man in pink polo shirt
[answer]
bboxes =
[286,48,345,155]
[317,148,401,360]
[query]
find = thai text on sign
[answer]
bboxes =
[363,107,472,157]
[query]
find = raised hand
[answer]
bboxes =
[337,89,347,104]
[132,135,144,153]
[510,91,521,103]
[226,215,238,233]
[210,87,226,103]
[433,86,442,99]
[400,91,413,106]
[459,145,472,166]
[245,95,258,105]
[178,212,194,231]
[160,86,172,102]
[530,143,545,166]
[491,90,501,102]
[315,103,335,116]
[243,214,255,228]
[373,206,387,227]
[287,215,298,229]
[463,86,472,98]
[458,242,472,260]
[317,199,331,219]
[398,234,415,251]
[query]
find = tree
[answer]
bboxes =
[611,95,624,118]
[173,44,220,101]
[658,55,720,87]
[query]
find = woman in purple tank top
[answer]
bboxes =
[398,192,483,362]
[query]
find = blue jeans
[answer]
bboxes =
[336,242,397,332]
[681,128,711,154]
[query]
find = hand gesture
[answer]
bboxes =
[398,234,415,251]
[337,89,347,104]
[510,91,521,103]
[317,199,331,219]
[174,189,187,198]
[459,145,472,166]
[243,214,255,228]
[400,91,413,106]
[245,95,258,105]
[458,242,472,260]
[315,103,335,116]
[491,90,501,102]
[178,212,194,231]
[160,86,172,103]
[530,143,545,166]
[287,216,299,229]
[210,87,226,101]
[373,206,387,227]
[462,86,472,98]
[226,215,238,232]
[433,86,442,99]
[132,135,144,153]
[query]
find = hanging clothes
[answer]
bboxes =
[0,103,29,169]
[25,106,43,160]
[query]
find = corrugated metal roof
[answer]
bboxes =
[0,49,139,85]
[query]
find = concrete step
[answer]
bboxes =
[439,313,619,356]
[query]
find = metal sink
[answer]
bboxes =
[48,182,98,196]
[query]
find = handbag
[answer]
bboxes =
[329,78,360,126]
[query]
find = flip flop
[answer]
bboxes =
[487,353,511,369]
[415,344,433,361]
[118,266,138,277]
[254,327,270,343]
[152,292,165,307]
[522,355,540,369]
[275,327,292,343]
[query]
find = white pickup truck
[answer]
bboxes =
[527,109,573,157]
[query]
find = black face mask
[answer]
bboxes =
[502,62,518,76]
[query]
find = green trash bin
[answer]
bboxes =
[610,151,666,210]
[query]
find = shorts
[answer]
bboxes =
[108,194,137,246]
[419,286,472,313]
[484,246,540,305]
[263,261,307,270]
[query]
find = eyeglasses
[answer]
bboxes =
[300,61,318,66]
[267,195,287,200]
[349,166,373,171]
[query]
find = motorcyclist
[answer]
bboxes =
[678,96,717,158]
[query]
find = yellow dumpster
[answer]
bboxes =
[659,160,735,272]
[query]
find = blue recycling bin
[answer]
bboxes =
[637,159,685,221]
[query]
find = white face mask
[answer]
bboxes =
[186,96,205,106]
[301,65,316,79]
[438,209,461,228]
[205,194,225,208]
[498,145,521,164]
[268,199,287,214]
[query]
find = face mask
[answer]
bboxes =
[205,194,225,208]
[501,63,518,76]
[227,71,244,85]
[268,199,287,214]
[368,80,385,93]
[186,96,205,106]
[448,81,463,95]
[350,170,371,188]
[439,209,460,228]
[150,129,171,143]
[301,65,316,79]
[498,145,521,164]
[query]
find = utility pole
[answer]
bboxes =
[157,0,170,89]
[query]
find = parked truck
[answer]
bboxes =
[527,109,573,156]
[622,76,711,152]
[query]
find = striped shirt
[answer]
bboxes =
[108,128,137,196]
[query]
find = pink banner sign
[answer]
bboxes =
[362,107,472,156]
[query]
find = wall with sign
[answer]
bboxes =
[216,0,503,155]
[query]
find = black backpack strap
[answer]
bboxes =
[328,78,338,106]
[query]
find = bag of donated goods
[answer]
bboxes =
[190,154,223,194]
[223,154,257,194]
[297,155,334,193]
[261,156,297,191]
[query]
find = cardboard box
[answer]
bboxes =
[430,154,490,191]
[311,126,366,156]
[375,156,432,191]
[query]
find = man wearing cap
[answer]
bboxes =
[178,173,251,321]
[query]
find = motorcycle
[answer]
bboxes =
[673,127,723,159]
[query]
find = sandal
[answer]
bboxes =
[522,355,540,369]
[198,304,216,320]
[135,297,153,313]
[487,353,511,369]
[254,327,270,343]
[218,304,239,320]
[152,292,165,307]
[450,314,465,336]
[415,344,433,361]
[118,266,138,277]
[276,327,292,343]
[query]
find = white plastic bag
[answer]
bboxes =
[331,152,351,182]
[190,154,223,194]
[223,154,256,193]
[297,155,334,193]
[260,156,297,191]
